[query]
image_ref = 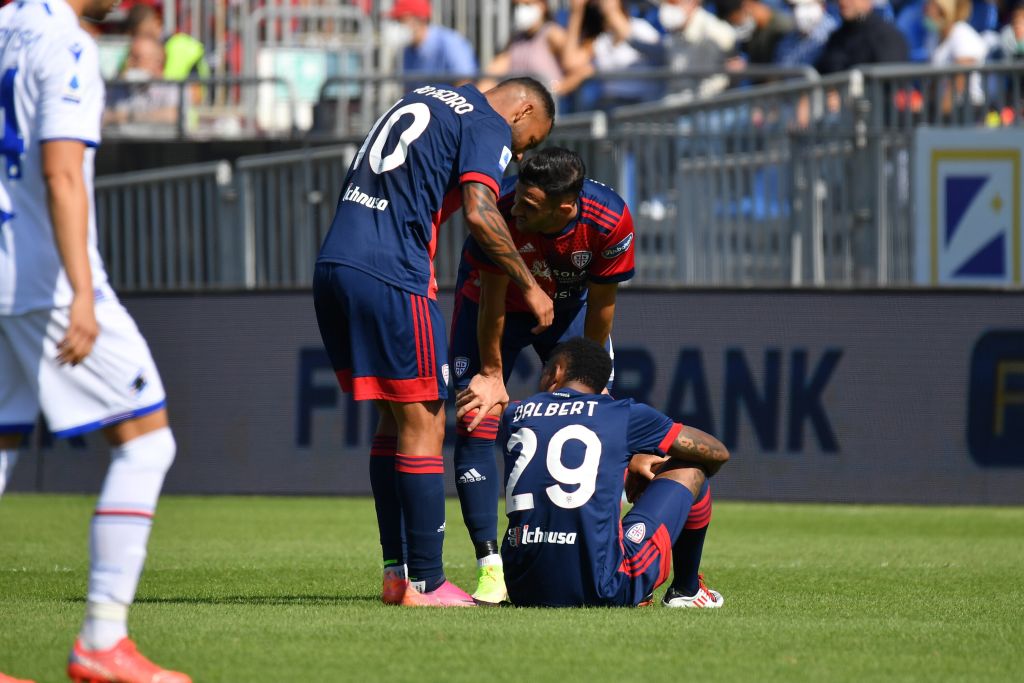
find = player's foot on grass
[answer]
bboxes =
[471,564,508,606]
[0,672,36,683]
[381,565,408,605]
[662,574,723,609]
[67,638,191,683]
[401,579,476,607]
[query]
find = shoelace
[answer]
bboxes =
[696,573,710,598]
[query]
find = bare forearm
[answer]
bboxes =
[46,173,92,297]
[464,184,536,291]
[478,273,508,375]
[668,426,730,475]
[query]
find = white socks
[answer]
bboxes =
[81,427,176,651]
[478,553,502,568]
[0,448,19,497]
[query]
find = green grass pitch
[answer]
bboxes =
[2,495,1022,682]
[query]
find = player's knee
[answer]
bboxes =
[654,461,706,497]
[115,426,176,474]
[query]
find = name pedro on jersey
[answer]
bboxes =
[413,85,475,114]
[512,398,599,423]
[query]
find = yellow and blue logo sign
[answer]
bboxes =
[968,331,1024,466]
[915,130,1024,286]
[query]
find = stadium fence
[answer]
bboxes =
[94,63,1024,291]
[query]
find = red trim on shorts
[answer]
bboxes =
[421,297,435,376]
[460,172,499,197]
[658,423,684,453]
[335,369,353,392]
[410,294,424,377]
[684,487,713,530]
[394,453,444,474]
[350,375,440,402]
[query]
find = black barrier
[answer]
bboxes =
[8,289,1024,504]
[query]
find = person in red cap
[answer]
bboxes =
[386,0,478,85]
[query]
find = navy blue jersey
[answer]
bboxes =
[499,389,683,607]
[457,177,636,313]
[317,84,513,299]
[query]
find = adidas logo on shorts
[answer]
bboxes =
[458,468,486,484]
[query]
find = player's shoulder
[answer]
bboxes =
[24,6,98,69]
[580,178,627,217]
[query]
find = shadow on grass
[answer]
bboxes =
[66,595,379,606]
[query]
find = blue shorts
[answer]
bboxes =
[448,293,613,390]
[313,263,448,402]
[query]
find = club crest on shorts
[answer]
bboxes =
[441,363,450,385]
[454,356,469,377]
[625,522,646,544]
[571,250,592,269]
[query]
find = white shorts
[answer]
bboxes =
[0,299,166,437]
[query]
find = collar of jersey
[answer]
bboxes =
[541,215,579,240]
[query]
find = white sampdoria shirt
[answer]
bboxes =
[0,0,113,315]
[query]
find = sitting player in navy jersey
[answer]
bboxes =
[498,337,729,608]
[450,148,636,604]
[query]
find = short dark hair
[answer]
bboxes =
[126,4,160,34]
[716,0,746,21]
[497,76,556,125]
[548,337,612,393]
[518,147,585,200]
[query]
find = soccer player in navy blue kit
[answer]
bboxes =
[499,338,729,608]
[314,78,555,606]
[451,148,636,603]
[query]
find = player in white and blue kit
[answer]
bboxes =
[499,338,729,607]
[0,2,188,681]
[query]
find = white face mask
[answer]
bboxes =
[383,20,413,48]
[513,3,544,33]
[794,3,824,34]
[123,68,151,82]
[733,16,756,42]
[659,3,690,32]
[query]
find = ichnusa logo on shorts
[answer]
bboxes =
[506,524,577,548]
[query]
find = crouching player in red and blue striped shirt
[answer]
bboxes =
[452,148,635,604]
[497,337,729,608]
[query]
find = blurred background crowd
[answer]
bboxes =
[6,0,1022,135]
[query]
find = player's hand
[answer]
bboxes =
[57,295,99,366]
[522,284,554,334]
[624,453,668,504]
[456,373,509,431]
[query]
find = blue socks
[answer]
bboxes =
[395,451,446,592]
[369,435,404,567]
[454,411,501,548]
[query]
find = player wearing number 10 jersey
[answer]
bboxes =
[498,338,730,608]
[314,78,555,606]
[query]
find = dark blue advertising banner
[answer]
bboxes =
[9,290,1024,504]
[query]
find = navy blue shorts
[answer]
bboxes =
[614,481,712,606]
[313,263,448,402]
[448,293,613,391]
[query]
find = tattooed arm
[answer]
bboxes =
[666,425,730,476]
[462,181,553,333]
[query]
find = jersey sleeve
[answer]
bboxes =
[626,400,683,455]
[590,204,636,284]
[37,34,104,147]
[457,116,513,198]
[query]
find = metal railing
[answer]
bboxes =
[102,76,299,139]
[93,63,1024,292]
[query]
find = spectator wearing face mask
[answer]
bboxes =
[562,0,663,107]
[482,1,577,95]
[774,0,839,66]
[650,0,737,98]
[814,0,909,74]
[386,0,478,86]
[1000,0,1024,61]
[106,35,181,128]
[716,0,797,65]
[926,0,987,105]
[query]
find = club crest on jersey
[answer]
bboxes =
[571,250,592,269]
[442,364,450,385]
[499,146,513,173]
[454,356,469,378]
[602,233,634,259]
[625,522,646,544]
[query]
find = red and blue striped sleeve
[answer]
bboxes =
[589,202,636,284]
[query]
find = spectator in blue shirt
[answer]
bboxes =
[387,0,478,85]
[774,0,839,66]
